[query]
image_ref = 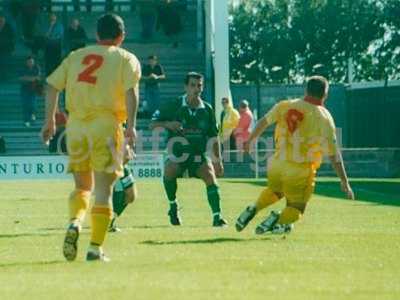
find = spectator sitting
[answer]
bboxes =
[142,55,166,116]
[234,100,254,150]
[45,13,64,76]
[0,15,15,81]
[138,0,158,40]
[66,18,87,53]
[219,97,240,151]
[157,0,183,48]
[19,56,41,127]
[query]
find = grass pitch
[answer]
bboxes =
[0,178,399,300]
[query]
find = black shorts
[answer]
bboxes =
[166,153,211,178]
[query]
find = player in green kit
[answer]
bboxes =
[109,144,137,232]
[150,72,227,227]
[109,164,136,232]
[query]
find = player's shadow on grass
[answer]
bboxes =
[315,180,400,206]
[0,260,65,268]
[227,179,400,207]
[127,225,174,230]
[39,226,92,232]
[140,237,272,246]
[0,232,58,239]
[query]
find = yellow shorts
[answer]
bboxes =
[267,157,316,204]
[66,115,124,176]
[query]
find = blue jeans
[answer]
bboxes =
[145,85,161,116]
[21,90,36,122]
[0,54,12,82]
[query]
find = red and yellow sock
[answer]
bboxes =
[69,189,91,224]
[277,206,302,225]
[255,188,280,212]
[90,205,112,246]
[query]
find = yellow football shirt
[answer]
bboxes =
[47,44,141,123]
[264,99,338,169]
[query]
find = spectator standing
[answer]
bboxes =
[85,0,92,12]
[219,97,240,151]
[157,0,182,48]
[142,55,166,116]
[20,0,41,42]
[66,19,87,53]
[138,0,158,40]
[234,100,254,150]
[105,0,114,12]
[41,0,52,12]
[0,135,6,153]
[49,108,68,154]
[20,56,41,127]
[72,0,81,12]
[3,0,19,33]
[71,0,113,12]
[0,15,15,81]
[5,0,20,20]
[45,13,64,76]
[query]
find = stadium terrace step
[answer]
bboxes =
[0,123,44,132]
[47,0,199,13]
[0,1,204,155]
[18,3,200,46]
[0,149,49,156]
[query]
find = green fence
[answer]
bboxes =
[345,83,400,148]
[231,83,347,145]
[231,82,400,148]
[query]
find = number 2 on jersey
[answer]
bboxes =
[77,54,104,84]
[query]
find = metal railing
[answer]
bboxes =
[0,1,191,14]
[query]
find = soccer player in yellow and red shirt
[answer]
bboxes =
[236,76,354,234]
[41,14,141,261]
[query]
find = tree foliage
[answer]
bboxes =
[229,0,399,84]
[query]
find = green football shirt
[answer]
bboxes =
[152,95,218,157]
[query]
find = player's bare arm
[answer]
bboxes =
[20,75,40,82]
[212,137,224,177]
[150,120,183,132]
[124,184,137,204]
[142,74,153,81]
[244,117,269,152]
[40,84,59,144]
[328,153,355,200]
[125,87,139,147]
[154,73,166,81]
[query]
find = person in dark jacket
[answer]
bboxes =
[138,0,158,40]
[44,13,64,76]
[142,55,166,116]
[19,56,41,127]
[157,0,182,48]
[0,14,15,81]
[66,18,87,53]
[20,0,41,41]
